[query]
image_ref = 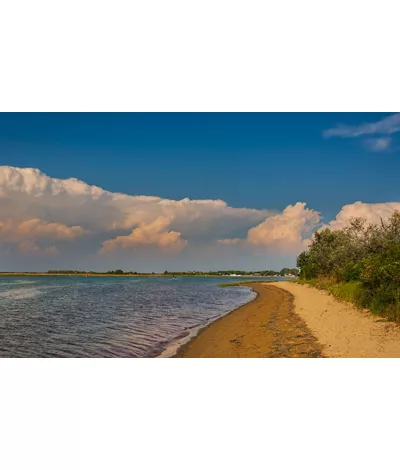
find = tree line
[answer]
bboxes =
[297,211,400,321]
[47,268,299,276]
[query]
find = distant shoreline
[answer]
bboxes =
[0,272,294,278]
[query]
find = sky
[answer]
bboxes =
[0,112,399,272]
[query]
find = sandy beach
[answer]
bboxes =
[270,282,400,358]
[175,283,323,358]
[176,281,400,358]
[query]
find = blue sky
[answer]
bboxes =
[0,113,399,271]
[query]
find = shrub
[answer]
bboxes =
[297,211,400,321]
[343,262,362,282]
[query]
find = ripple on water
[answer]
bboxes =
[0,276,267,357]
[0,287,41,300]
[0,279,37,286]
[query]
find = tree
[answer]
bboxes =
[296,211,400,319]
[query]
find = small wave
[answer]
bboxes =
[0,280,37,286]
[12,280,37,285]
[158,288,257,358]
[0,287,41,300]
[157,322,206,358]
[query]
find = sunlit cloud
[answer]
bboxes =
[323,201,400,231]
[246,203,321,252]
[0,166,269,256]
[0,218,88,241]
[221,203,321,253]
[0,217,87,255]
[0,166,398,268]
[100,217,188,254]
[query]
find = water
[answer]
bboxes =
[0,276,282,358]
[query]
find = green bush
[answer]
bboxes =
[297,211,400,321]
[343,262,362,282]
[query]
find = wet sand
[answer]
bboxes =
[175,283,323,358]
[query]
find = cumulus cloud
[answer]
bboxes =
[0,218,87,242]
[100,217,188,254]
[247,203,321,252]
[17,240,59,255]
[1,166,398,266]
[0,166,269,237]
[324,201,400,231]
[0,166,272,256]
[220,203,321,253]
[323,113,400,139]
[0,217,87,255]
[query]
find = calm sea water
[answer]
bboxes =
[0,276,282,358]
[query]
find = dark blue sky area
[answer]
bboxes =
[0,113,397,222]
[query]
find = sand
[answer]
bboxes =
[269,282,400,358]
[176,281,400,358]
[175,283,323,358]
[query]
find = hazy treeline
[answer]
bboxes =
[47,268,299,277]
[163,268,299,276]
[297,211,400,320]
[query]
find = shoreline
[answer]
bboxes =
[0,273,292,279]
[158,288,258,358]
[173,281,400,358]
[270,281,400,358]
[174,283,323,358]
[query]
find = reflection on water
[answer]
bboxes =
[0,276,274,358]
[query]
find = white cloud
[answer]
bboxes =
[100,217,188,254]
[0,218,88,242]
[0,166,269,255]
[1,166,398,266]
[323,113,400,138]
[221,203,321,253]
[324,201,400,231]
[363,137,392,152]
[0,217,87,255]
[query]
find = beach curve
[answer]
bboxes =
[270,281,400,358]
[174,283,323,358]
